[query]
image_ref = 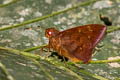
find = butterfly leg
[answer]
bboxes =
[63,56,67,63]
[62,56,69,67]
[40,45,49,55]
[45,46,51,58]
[40,47,44,56]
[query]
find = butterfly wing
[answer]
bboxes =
[56,24,106,63]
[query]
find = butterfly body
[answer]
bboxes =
[45,24,107,63]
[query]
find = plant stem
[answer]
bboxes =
[0,62,14,80]
[0,46,120,64]
[0,0,22,8]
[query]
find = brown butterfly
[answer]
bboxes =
[45,24,107,63]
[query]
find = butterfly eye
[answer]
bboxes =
[48,31,52,36]
[48,31,52,35]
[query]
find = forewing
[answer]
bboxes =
[57,24,106,62]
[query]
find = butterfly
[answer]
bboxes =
[45,24,107,63]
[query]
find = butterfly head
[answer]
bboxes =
[45,28,59,38]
